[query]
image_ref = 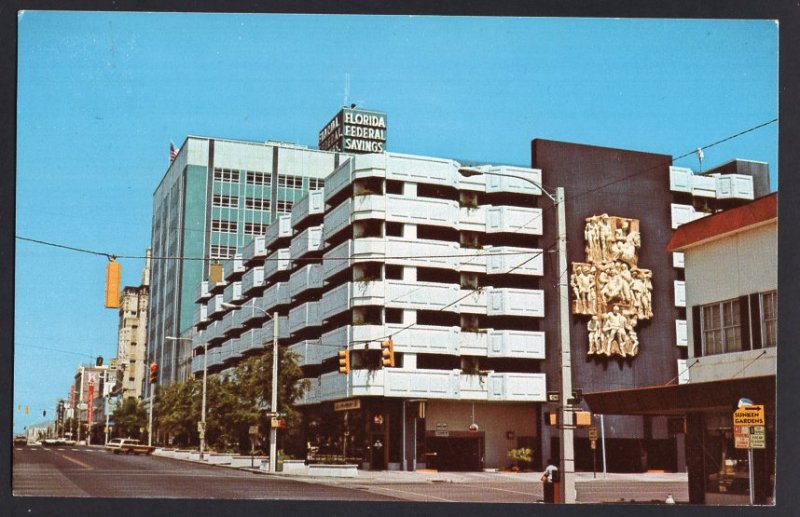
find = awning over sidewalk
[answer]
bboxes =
[582,375,775,415]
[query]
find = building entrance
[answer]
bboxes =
[425,433,484,471]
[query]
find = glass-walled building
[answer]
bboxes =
[146,137,340,393]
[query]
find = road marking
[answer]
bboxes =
[363,485,455,502]
[15,448,22,451]
[480,485,534,496]
[57,448,66,451]
[57,454,93,470]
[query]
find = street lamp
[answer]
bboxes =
[166,336,200,455]
[458,166,575,504]
[221,301,280,473]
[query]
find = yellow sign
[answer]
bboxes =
[733,405,765,426]
[334,399,361,412]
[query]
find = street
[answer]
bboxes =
[13,444,688,504]
[12,445,396,500]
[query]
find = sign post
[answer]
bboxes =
[733,405,766,505]
[588,426,599,479]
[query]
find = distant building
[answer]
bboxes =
[146,137,341,392]
[116,250,151,400]
[70,364,112,443]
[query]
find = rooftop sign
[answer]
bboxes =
[319,107,387,154]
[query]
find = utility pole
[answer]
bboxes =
[556,186,576,505]
[269,311,279,473]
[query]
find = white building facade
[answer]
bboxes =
[195,151,549,471]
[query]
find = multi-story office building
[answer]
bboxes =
[115,250,151,400]
[195,151,550,471]
[533,141,767,472]
[146,137,340,392]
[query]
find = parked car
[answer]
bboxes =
[13,435,27,446]
[105,438,155,455]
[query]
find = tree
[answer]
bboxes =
[111,398,147,439]
[228,346,309,455]
[152,345,308,454]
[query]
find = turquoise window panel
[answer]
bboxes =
[179,165,210,334]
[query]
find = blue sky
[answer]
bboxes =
[14,13,778,433]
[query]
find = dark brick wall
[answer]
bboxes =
[531,139,682,395]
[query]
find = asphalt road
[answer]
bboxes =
[12,445,687,504]
[12,445,398,500]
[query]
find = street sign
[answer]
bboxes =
[334,399,361,412]
[197,421,206,432]
[749,426,766,449]
[734,425,750,449]
[733,405,765,426]
[590,439,597,450]
[435,430,449,437]
[248,425,260,435]
[588,426,598,440]
[547,391,560,403]
[270,418,286,429]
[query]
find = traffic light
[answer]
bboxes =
[544,411,558,426]
[338,349,350,374]
[43,410,46,417]
[381,339,395,368]
[25,405,29,415]
[104,258,122,308]
[567,388,583,406]
[149,362,158,384]
[574,411,592,427]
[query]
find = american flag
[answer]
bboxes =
[170,142,179,162]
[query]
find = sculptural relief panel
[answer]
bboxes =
[570,214,652,358]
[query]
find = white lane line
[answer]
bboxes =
[363,485,455,502]
[57,448,66,451]
[480,485,535,496]
[71,448,79,451]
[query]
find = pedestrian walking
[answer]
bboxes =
[541,458,559,503]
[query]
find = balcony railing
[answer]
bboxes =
[242,236,267,264]
[223,254,245,282]
[291,189,325,227]
[294,368,547,405]
[486,288,545,317]
[288,301,320,336]
[486,247,543,276]
[264,215,293,250]
[322,198,352,244]
[222,281,243,305]
[485,206,543,235]
[288,339,322,367]
[384,280,460,311]
[263,248,291,280]
[674,281,686,308]
[676,320,688,347]
[288,264,323,300]
[241,267,265,294]
[195,281,212,303]
[290,225,324,258]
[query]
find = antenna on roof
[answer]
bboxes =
[343,73,350,108]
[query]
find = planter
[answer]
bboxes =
[307,464,359,478]
[206,453,233,465]
[173,450,193,460]
[229,455,268,468]
[279,459,307,474]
